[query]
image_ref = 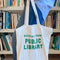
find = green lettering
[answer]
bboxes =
[38,38,41,43]
[31,39,35,44]
[40,44,42,48]
[32,45,35,49]
[25,39,28,44]
[29,45,31,49]
[37,44,40,49]
[24,45,27,49]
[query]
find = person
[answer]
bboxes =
[12,0,55,60]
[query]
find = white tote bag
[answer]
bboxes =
[16,0,53,60]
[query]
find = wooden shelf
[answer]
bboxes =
[0,6,60,15]
[51,7,60,11]
[0,29,15,33]
[49,7,60,15]
[0,6,24,14]
[53,29,60,33]
[0,49,60,55]
[49,49,60,54]
[0,29,60,33]
[0,51,13,55]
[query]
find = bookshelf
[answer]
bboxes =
[0,1,60,60]
[0,7,60,59]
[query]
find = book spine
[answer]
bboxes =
[13,14,18,28]
[5,0,7,7]
[15,0,17,6]
[2,34,10,51]
[1,36,7,51]
[7,0,8,6]
[53,13,56,29]
[0,38,3,51]
[56,13,58,29]
[56,0,59,6]
[10,0,13,6]
[11,14,13,29]
[18,0,20,6]
[51,16,53,28]
[21,0,24,7]
[3,12,5,29]
[8,0,10,6]
[59,13,60,29]
[5,12,10,29]
[4,0,6,7]
[0,13,3,29]
[1,37,5,50]
[13,0,15,6]
[0,0,3,7]
[0,17,2,29]
[54,0,57,6]
[58,0,60,6]
[6,35,12,51]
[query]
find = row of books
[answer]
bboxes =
[49,35,60,50]
[0,11,19,29]
[0,34,12,51]
[53,36,60,50]
[54,0,60,6]
[0,0,24,7]
[44,12,60,29]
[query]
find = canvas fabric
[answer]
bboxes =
[16,0,53,60]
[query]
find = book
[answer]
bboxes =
[56,0,59,6]
[21,0,24,7]
[3,0,6,6]
[1,37,5,50]
[18,0,20,6]
[0,38,3,51]
[3,12,5,29]
[6,35,12,51]
[5,0,7,7]
[53,36,60,50]
[49,36,54,49]
[11,13,18,29]
[5,12,10,29]
[1,36,7,51]
[54,0,57,6]
[51,16,53,28]
[53,12,57,29]
[11,14,14,29]
[10,0,13,6]
[15,0,18,6]
[2,34,10,51]
[0,38,1,51]
[44,15,53,28]
[8,0,10,6]
[58,0,60,6]
[0,0,3,7]
[56,12,60,29]
[0,12,3,29]
[13,0,15,6]
[13,14,18,28]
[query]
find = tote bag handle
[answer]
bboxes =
[30,0,48,60]
[24,0,40,26]
[24,0,47,60]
